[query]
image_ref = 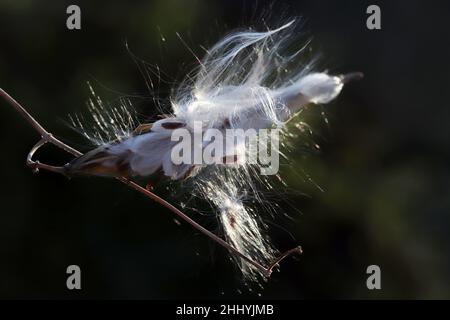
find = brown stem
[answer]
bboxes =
[1,88,301,277]
[267,246,303,275]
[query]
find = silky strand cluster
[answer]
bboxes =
[69,20,359,282]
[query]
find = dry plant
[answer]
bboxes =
[1,20,361,282]
[0,87,301,278]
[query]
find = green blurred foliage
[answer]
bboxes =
[0,0,449,299]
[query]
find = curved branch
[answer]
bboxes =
[1,88,301,277]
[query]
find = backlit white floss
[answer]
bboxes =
[66,20,362,281]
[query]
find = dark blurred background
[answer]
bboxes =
[0,0,449,299]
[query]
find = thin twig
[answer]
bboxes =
[267,246,303,275]
[1,88,301,277]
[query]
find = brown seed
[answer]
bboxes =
[229,215,236,228]
[161,121,186,129]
